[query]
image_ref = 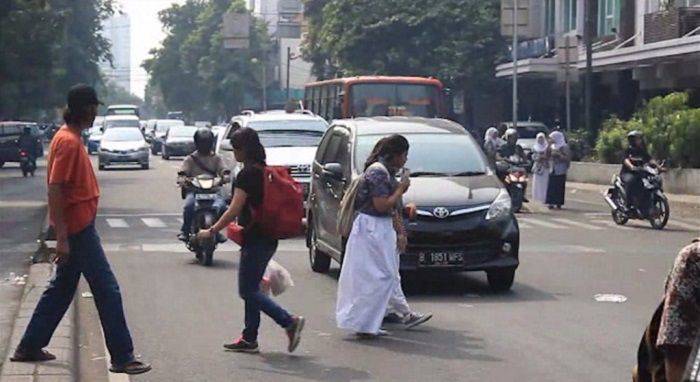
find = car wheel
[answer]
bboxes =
[487,268,515,292]
[98,163,105,171]
[162,148,169,160]
[308,224,331,273]
[0,161,4,168]
[151,145,158,155]
[141,162,149,170]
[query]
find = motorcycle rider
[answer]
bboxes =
[497,128,529,201]
[177,128,228,242]
[620,130,655,213]
[17,126,37,169]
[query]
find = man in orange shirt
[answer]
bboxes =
[10,84,151,375]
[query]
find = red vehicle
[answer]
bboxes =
[304,76,445,121]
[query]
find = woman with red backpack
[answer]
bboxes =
[197,127,305,354]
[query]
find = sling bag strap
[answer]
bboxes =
[190,154,218,177]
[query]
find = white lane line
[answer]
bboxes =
[550,217,603,231]
[668,220,699,231]
[141,218,167,228]
[518,222,533,229]
[98,212,181,217]
[176,218,184,224]
[106,218,129,228]
[518,217,563,229]
[590,219,633,230]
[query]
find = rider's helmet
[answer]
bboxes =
[193,128,215,154]
[504,128,519,144]
[627,130,644,146]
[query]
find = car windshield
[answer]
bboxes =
[355,133,488,175]
[517,124,549,139]
[169,126,197,138]
[350,84,439,118]
[248,120,328,148]
[102,128,143,142]
[156,120,184,132]
[105,119,139,129]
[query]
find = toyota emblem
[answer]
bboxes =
[433,207,450,219]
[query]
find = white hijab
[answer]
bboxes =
[533,132,548,153]
[484,127,499,145]
[550,131,566,150]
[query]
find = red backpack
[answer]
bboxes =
[251,166,304,239]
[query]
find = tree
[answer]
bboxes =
[303,0,506,125]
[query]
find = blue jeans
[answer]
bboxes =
[239,238,293,342]
[181,193,227,234]
[18,224,135,366]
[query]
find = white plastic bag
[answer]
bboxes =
[260,259,294,296]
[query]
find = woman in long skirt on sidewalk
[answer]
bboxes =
[546,131,571,209]
[336,135,411,338]
[531,133,550,204]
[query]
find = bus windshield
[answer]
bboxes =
[350,83,439,118]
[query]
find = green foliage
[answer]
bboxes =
[302,0,505,89]
[596,92,700,168]
[0,0,115,120]
[144,0,272,121]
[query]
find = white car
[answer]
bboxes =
[102,115,140,131]
[215,110,329,200]
[98,127,150,170]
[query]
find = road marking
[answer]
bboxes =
[141,218,167,228]
[594,294,627,303]
[669,220,699,231]
[98,212,181,217]
[106,218,129,228]
[550,217,603,231]
[176,218,184,224]
[590,219,633,230]
[518,217,563,229]
[518,222,533,229]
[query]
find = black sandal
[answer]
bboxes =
[109,360,152,375]
[10,348,56,362]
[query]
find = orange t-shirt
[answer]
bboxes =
[47,125,100,235]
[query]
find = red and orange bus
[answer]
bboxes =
[304,76,445,121]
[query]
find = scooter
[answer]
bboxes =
[604,163,669,230]
[19,149,36,177]
[179,172,228,266]
[496,155,529,213]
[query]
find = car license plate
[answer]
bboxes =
[195,194,217,201]
[418,251,464,267]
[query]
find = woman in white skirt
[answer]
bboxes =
[531,132,551,204]
[336,135,412,338]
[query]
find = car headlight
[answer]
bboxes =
[485,189,512,220]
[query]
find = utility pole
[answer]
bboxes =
[262,63,267,111]
[565,34,572,131]
[286,46,291,100]
[512,0,519,130]
[584,0,594,132]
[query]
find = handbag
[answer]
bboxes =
[226,222,245,246]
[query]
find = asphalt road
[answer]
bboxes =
[66,154,700,381]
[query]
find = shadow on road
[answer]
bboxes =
[242,353,372,381]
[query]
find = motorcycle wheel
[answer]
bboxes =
[612,209,628,225]
[202,248,214,266]
[197,213,215,266]
[649,196,670,230]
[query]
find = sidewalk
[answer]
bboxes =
[0,264,76,382]
[567,181,700,205]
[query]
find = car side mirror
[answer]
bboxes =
[220,140,233,151]
[322,163,344,181]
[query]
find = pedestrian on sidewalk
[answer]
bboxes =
[197,127,305,354]
[483,127,504,167]
[336,135,426,339]
[10,84,151,375]
[546,131,570,210]
[531,132,550,204]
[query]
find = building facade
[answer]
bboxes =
[497,0,700,129]
[100,12,132,93]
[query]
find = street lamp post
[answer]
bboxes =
[286,47,301,100]
[251,58,267,111]
[512,0,519,130]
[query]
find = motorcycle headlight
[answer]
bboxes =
[485,189,512,220]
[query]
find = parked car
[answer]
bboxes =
[161,125,197,160]
[98,127,150,170]
[498,121,550,163]
[150,119,185,154]
[0,122,44,167]
[102,115,140,131]
[215,110,329,201]
[87,127,103,154]
[307,117,520,292]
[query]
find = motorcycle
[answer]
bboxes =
[19,149,36,177]
[496,155,529,213]
[179,172,228,266]
[604,163,669,230]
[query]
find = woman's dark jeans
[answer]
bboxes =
[18,224,135,366]
[238,238,293,342]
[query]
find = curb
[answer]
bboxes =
[0,263,77,382]
[567,181,700,206]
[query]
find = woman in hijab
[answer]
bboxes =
[546,131,571,209]
[483,127,503,166]
[531,132,550,204]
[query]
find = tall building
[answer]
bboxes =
[496,0,700,128]
[100,12,132,93]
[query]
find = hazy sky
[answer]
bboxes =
[116,0,186,98]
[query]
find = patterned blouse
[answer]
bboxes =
[657,239,700,349]
[355,162,397,217]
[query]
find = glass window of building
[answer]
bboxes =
[545,0,556,35]
[563,0,577,31]
[598,0,620,36]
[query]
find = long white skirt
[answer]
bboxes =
[532,168,550,204]
[336,213,397,334]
